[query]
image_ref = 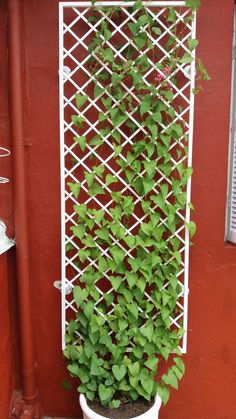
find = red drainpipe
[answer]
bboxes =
[7,0,39,411]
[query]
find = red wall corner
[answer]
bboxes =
[0,253,14,419]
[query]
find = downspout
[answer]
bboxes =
[7,0,38,407]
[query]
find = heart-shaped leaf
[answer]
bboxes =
[112,365,127,381]
[128,362,140,377]
[67,182,80,199]
[73,286,88,307]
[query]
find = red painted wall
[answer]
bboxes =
[0,2,17,418]
[0,254,13,419]
[0,250,19,419]
[21,0,236,418]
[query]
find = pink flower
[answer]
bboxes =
[154,73,164,82]
[163,66,172,75]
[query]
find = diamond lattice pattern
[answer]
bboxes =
[59,2,196,352]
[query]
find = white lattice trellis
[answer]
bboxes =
[59,1,196,353]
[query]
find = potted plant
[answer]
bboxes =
[62,0,208,417]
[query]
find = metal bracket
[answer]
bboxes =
[58,66,71,81]
[0,221,15,255]
[53,280,72,295]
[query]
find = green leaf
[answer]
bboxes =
[118,318,129,331]
[127,302,139,319]
[74,136,86,152]
[110,246,125,266]
[93,164,105,177]
[141,200,151,213]
[75,93,88,109]
[67,363,79,377]
[152,27,161,36]
[101,97,112,110]
[140,322,154,342]
[151,112,162,124]
[173,250,181,265]
[98,384,113,403]
[88,182,105,196]
[84,171,96,188]
[70,224,85,240]
[139,95,152,116]
[136,385,150,401]
[143,160,156,178]
[109,400,121,409]
[110,108,127,127]
[71,115,85,128]
[179,53,194,64]
[167,8,177,22]
[111,130,121,143]
[128,257,140,273]
[110,275,122,291]
[95,227,110,242]
[128,362,140,377]
[113,144,122,156]
[174,357,185,374]
[112,365,127,381]
[146,142,155,158]
[73,203,87,219]
[73,286,88,307]
[157,385,170,405]
[126,272,137,288]
[105,174,118,187]
[67,182,80,199]
[186,221,196,238]
[103,47,114,62]
[141,375,153,395]
[128,22,138,36]
[110,206,122,221]
[83,234,96,248]
[112,73,121,87]
[122,288,133,303]
[137,14,149,27]
[103,27,112,41]
[124,235,136,248]
[188,39,199,51]
[197,59,211,81]
[84,338,95,358]
[133,346,143,359]
[171,123,183,139]
[134,32,147,50]
[91,209,105,224]
[84,301,94,319]
[185,0,201,11]
[78,249,90,263]
[94,84,104,98]
[90,135,103,147]
[122,196,134,215]
[163,369,178,390]
[68,319,78,336]
[144,357,158,372]
[98,112,107,122]
[137,277,145,293]
[143,178,155,195]
[147,122,157,140]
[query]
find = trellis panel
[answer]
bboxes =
[59,1,196,353]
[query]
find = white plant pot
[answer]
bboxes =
[80,394,162,419]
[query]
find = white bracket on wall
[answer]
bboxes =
[53,280,73,295]
[0,221,15,255]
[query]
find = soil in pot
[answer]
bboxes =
[88,398,154,418]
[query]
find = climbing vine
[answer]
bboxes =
[63,0,208,409]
